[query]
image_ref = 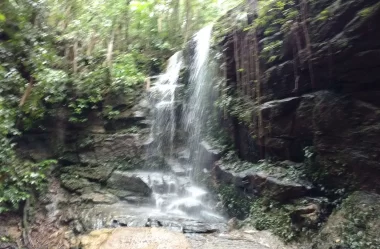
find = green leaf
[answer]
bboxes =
[0,14,5,22]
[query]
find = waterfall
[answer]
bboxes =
[183,25,215,176]
[141,26,223,224]
[147,51,183,159]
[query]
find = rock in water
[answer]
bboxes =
[80,227,191,249]
[227,217,238,232]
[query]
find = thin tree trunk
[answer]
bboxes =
[106,30,115,68]
[233,31,241,91]
[170,0,180,44]
[73,40,78,74]
[183,0,192,45]
[19,79,34,107]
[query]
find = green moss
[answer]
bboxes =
[336,194,380,249]
[316,8,332,21]
[358,2,380,18]
[215,89,256,127]
[218,185,253,219]
[250,198,297,242]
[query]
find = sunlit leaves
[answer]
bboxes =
[0,14,6,22]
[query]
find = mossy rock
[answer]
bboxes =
[60,164,115,182]
[60,173,99,194]
[312,191,380,249]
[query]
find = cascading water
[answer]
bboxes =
[147,51,183,159]
[142,25,224,223]
[183,25,216,177]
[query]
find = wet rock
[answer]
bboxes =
[181,222,221,234]
[213,160,313,202]
[60,173,99,194]
[59,152,80,166]
[107,189,152,204]
[145,218,163,227]
[170,162,187,176]
[143,155,171,170]
[198,141,223,170]
[290,203,321,229]
[244,172,312,202]
[78,133,143,165]
[106,171,152,197]
[177,149,190,164]
[79,192,119,204]
[227,217,239,232]
[312,191,380,249]
[79,227,192,249]
[171,199,205,216]
[71,220,85,234]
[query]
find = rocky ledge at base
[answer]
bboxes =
[78,227,296,249]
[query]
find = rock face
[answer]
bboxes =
[77,133,145,166]
[218,0,380,192]
[251,91,380,190]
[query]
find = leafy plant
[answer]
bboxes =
[250,198,296,242]
[0,137,57,213]
[219,185,253,219]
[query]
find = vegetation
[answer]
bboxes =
[218,185,253,219]
[250,198,296,242]
[0,0,244,214]
[0,0,379,248]
[336,194,380,249]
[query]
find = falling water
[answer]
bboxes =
[147,51,183,158]
[138,25,224,225]
[183,25,215,175]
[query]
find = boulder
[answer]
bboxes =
[290,201,324,229]
[60,164,115,182]
[60,173,100,194]
[79,192,119,204]
[106,171,152,197]
[213,160,313,202]
[243,172,312,202]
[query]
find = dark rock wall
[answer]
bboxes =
[218,0,380,192]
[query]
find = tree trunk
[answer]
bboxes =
[73,40,78,74]
[183,0,192,45]
[106,30,115,68]
[19,79,33,107]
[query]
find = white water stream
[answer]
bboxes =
[143,25,223,223]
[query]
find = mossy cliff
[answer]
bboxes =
[204,0,380,246]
